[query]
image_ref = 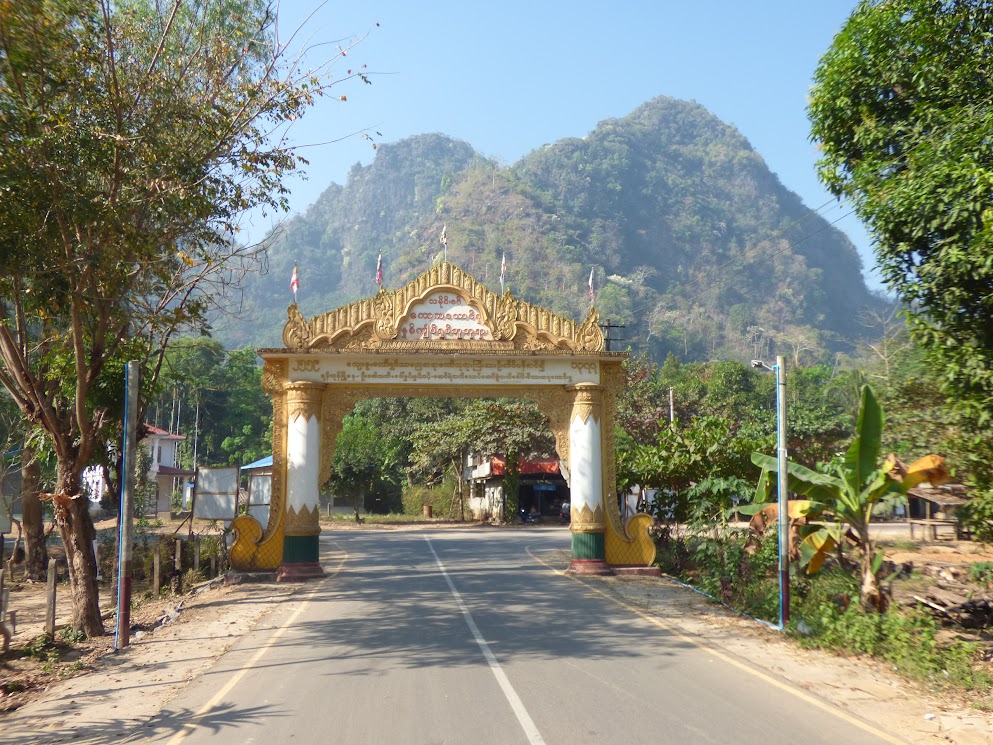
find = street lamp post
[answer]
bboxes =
[752,355,789,629]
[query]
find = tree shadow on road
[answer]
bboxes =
[0,701,285,745]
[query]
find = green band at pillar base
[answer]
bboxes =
[283,534,320,564]
[571,531,605,561]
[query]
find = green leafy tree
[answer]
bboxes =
[329,415,402,516]
[620,415,767,524]
[408,399,554,519]
[153,341,271,467]
[352,397,466,488]
[0,0,368,635]
[808,0,993,513]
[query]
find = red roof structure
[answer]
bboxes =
[489,456,560,477]
[144,424,186,441]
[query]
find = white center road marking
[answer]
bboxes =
[425,537,547,745]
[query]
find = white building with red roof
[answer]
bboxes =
[143,425,195,518]
[84,424,194,518]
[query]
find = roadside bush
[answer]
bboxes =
[794,603,991,692]
[655,528,781,623]
[662,515,993,694]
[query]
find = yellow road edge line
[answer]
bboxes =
[525,547,909,745]
[164,546,349,745]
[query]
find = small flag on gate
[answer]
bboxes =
[588,267,595,303]
[500,252,506,294]
[290,265,300,298]
[375,254,383,286]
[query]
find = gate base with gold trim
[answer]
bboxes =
[230,262,656,576]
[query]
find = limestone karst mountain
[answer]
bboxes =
[219,97,885,363]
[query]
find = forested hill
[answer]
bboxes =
[217,96,887,363]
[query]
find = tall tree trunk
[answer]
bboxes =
[20,445,47,580]
[53,462,104,637]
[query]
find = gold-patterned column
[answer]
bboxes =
[566,383,611,574]
[278,381,326,580]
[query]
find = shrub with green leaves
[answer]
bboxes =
[795,603,991,693]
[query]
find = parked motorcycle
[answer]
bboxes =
[519,508,542,524]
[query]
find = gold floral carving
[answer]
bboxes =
[374,287,397,339]
[493,292,517,341]
[599,361,624,520]
[578,307,605,352]
[283,304,310,349]
[570,503,605,532]
[327,326,380,352]
[261,359,288,545]
[275,261,611,354]
[286,381,323,423]
[529,388,572,468]
[284,504,321,536]
[569,383,602,426]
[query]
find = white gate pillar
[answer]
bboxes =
[278,381,325,580]
[566,383,612,574]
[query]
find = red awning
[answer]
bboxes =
[489,456,560,477]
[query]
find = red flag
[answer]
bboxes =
[290,265,300,296]
[375,254,383,285]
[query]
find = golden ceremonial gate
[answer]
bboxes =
[230,261,655,577]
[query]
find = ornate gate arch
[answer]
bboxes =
[230,262,655,578]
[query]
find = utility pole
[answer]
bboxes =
[775,355,790,628]
[751,356,790,630]
[599,319,625,352]
[669,386,675,424]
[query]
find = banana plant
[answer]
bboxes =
[749,385,948,611]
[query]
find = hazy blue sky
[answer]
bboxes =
[253,1,881,289]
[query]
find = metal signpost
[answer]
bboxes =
[115,361,139,650]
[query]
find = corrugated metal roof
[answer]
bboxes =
[908,483,970,506]
[241,455,273,471]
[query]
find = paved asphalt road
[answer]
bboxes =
[140,527,898,745]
